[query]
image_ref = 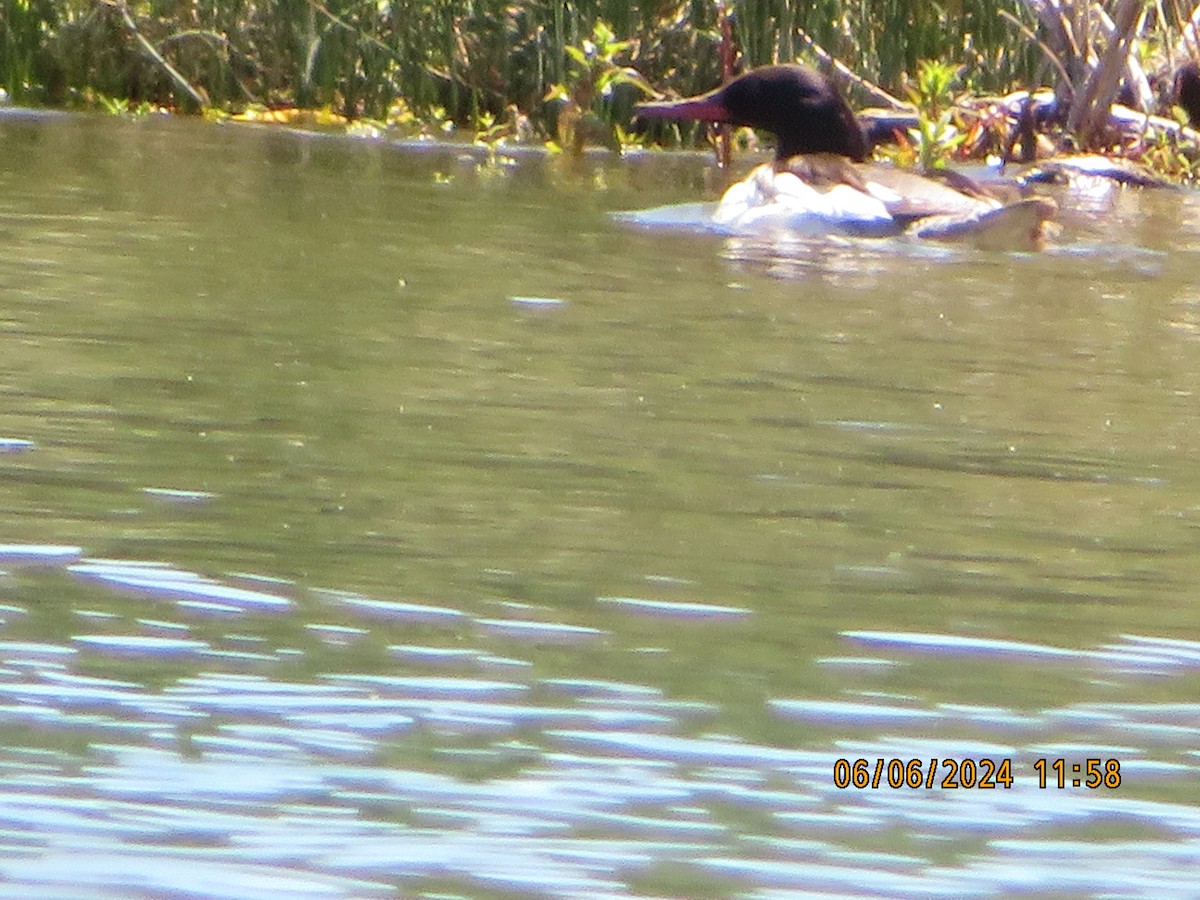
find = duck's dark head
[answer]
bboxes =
[1174,61,1200,128]
[636,65,869,162]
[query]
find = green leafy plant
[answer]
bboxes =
[472,110,515,178]
[96,94,158,117]
[544,20,655,156]
[903,59,968,172]
[1138,126,1200,185]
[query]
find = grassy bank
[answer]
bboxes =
[2,1,1197,160]
[0,2,1045,118]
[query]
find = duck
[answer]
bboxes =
[635,65,1057,250]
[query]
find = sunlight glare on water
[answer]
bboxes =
[0,110,1198,897]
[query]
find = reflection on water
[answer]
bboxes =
[0,547,1197,898]
[0,112,1199,897]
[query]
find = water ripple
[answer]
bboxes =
[0,557,1195,898]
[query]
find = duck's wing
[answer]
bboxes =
[909,197,1059,252]
[858,165,1058,249]
[772,154,1057,249]
[853,165,1002,222]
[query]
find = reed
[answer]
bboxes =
[0,1,1192,148]
[1,0,61,100]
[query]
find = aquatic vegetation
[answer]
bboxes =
[94,94,161,118]
[910,60,969,170]
[472,110,517,179]
[881,59,970,173]
[1139,121,1200,185]
[543,20,655,157]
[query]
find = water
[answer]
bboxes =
[0,109,1198,898]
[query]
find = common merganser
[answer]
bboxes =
[636,65,1057,250]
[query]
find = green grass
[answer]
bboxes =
[0,1,1190,155]
[0,2,1035,112]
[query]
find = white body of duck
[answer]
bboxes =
[711,163,896,235]
[711,158,1056,250]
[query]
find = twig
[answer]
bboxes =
[160,30,258,104]
[302,0,450,97]
[718,0,732,169]
[998,8,1074,97]
[793,27,908,110]
[1174,1,1200,64]
[1111,101,1200,144]
[1069,0,1145,143]
[105,0,207,109]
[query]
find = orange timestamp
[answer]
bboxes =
[832,757,1123,789]
[833,757,1015,789]
[1033,757,1122,789]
